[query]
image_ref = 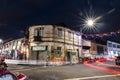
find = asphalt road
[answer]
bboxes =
[7,61,120,80]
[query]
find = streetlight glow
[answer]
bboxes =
[86,19,94,27]
[79,12,101,58]
[81,15,101,33]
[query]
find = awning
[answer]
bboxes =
[66,49,77,53]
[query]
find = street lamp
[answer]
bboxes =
[80,17,98,58]
[86,19,95,27]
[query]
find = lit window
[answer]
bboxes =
[108,43,112,47]
[34,27,44,37]
[75,34,79,42]
[68,31,72,40]
[113,44,116,48]
[34,28,39,36]
[57,28,62,38]
[39,27,44,37]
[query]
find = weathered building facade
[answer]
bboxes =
[107,41,120,57]
[28,25,82,63]
[2,38,29,60]
[90,42,107,57]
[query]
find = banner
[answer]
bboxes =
[84,29,120,37]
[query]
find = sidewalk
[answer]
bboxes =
[5,59,72,66]
[5,57,113,66]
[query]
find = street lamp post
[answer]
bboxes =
[80,27,83,58]
[80,18,96,58]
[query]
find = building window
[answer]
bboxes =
[6,44,8,48]
[76,34,79,42]
[34,27,44,37]
[108,43,112,47]
[57,47,61,50]
[117,45,120,48]
[57,28,62,38]
[57,47,62,57]
[68,31,72,40]
[113,44,116,48]
[34,28,39,36]
[9,42,11,45]
[39,27,44,37]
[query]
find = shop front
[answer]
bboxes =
[50,49,63,62]
[82,46,91,58]
[66,49,78,64]
[31,46,48,61]
[82,39,91,58]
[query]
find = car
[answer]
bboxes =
[115,56,120,65]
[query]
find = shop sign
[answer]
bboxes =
[82,39,91,46]
[53,49,61,52]
[32,46,47,51]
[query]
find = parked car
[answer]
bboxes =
[115,56,120,65]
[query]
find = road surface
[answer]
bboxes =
[7,60,120,80]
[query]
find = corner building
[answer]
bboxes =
[28,25,82,63]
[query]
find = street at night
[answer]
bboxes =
[1,0,120,80]
[6,60,120,80]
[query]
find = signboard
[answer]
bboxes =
[32,46,47,51]
[53,49,61,52]
[82,39,91,46]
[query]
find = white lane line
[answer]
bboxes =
[64,74,120,80]
[8,67,24,70]
[12,67,40,72]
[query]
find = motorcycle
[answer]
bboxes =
[0,57,27,80]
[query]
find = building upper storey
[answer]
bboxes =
[3,24,92,51]
[2,38,25,51]
[29,24,83,46]
[107,41,120,50]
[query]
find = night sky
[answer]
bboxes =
[0,0,120,43]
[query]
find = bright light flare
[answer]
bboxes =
[78,8,114,33]
[86,18,95,27]
[83,17,98,28]
[81,15,101,33]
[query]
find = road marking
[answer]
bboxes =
[8,67,25,70]
[13,67,40,72]
[64,74,120,80]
